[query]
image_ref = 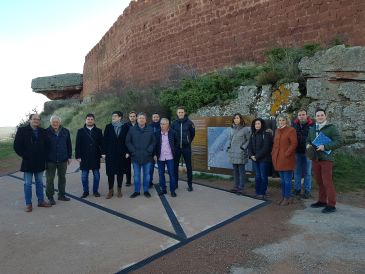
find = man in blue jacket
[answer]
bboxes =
[45,115,72,205]
[126,112,156,198]
[171,106,195,192]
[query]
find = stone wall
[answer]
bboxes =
[82,0,365,97]
[299,45,365,153]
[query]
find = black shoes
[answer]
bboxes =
[294,190,301,196]
[149,183,154,189]
[171,192,177,197]
[322,206,336,214]
[81,192,89,198]
[126,182,131,187]
[187,185,193,192]
[310,201,327,208]
[144,191,151,198]
[130,192,140,198]
[58,196,70,201]
[93,192,101,197]
[48,197,56,205]
[302,191,311,199]
[159,189,167,195]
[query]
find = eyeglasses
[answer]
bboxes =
[31,118,41,121]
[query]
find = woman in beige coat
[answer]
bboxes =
[272,114,298,205]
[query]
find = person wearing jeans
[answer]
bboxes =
[126,112,156,198]
[13,113,52,212]
[292,109,314,198]
[272,114,298,206]
[148,112,161,188]
[81,169,100,195]
[75,113,103,198]
[248,118,273,199]
[227,113,251,195]
[155,118,178,197]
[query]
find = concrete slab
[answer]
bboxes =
[0,176,178,274]
[1,167,268,273]
[165,183,264,237]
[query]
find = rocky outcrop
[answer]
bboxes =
[196,83,300,119]
[299,45,365,153]
[31,73,83,100]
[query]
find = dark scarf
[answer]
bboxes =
[112,121,123,136]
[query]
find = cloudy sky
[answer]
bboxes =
[0,0,131,127]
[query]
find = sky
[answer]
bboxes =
[0,0,131,127]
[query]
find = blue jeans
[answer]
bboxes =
[133,161,152,193]
[24,172,45,205]
[81,169,100,194]
[279,171,293,198]
[232,164,246,190]
[149,160,156,184]
[294,153,312,192]
[254,161,270,195]
[158,159,176,193]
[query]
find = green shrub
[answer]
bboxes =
[160,64,265,115]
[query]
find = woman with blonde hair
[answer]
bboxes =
[272,114,298,205]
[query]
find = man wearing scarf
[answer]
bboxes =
[102,111,130,199]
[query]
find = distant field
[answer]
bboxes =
[0,127,15,141]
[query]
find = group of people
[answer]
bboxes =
[14,105,341,214]
[13,107,195,212]
[226,108,342,213]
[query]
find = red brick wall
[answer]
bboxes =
[82,0,365,97]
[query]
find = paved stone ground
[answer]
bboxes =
[1,160,364,274]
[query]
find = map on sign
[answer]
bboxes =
[207,127,232,169]
[207,127,253,171]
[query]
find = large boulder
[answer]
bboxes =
[31,73,83,100]
[300,45,365,153]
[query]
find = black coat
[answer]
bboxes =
[46,126,72,163]
[102,123,129,176]
[171,116,195,148]
[75,125,103,170]
[154,130,178,159]
[293,117,315,153]
[247,130,273,163]
[13,125,47,172]
[126,125,156,164]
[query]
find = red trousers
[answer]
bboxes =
[312,160,336,207]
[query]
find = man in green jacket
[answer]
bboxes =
[306,108,342,213]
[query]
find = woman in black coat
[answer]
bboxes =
[102,111,130,199]
[247,118,273,199]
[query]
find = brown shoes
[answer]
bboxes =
[106,189,114,199]
[38,201,52,208]
[117,188,123,198]
[25,204,33,212]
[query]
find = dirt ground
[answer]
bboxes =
[1,162,364,274]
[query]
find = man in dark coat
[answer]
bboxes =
[171,106,195,192]
[154,118,178,197]
[13,114,52,212]
[75,113,103,198]
[148,112,161,188]
[292,109,315,199]
[124,111,137,186]
[45,115,72,205]
[102,111,130,199]
[126,112,156,198]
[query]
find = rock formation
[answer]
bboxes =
[31,73,83,100]
[299,45,365,152]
